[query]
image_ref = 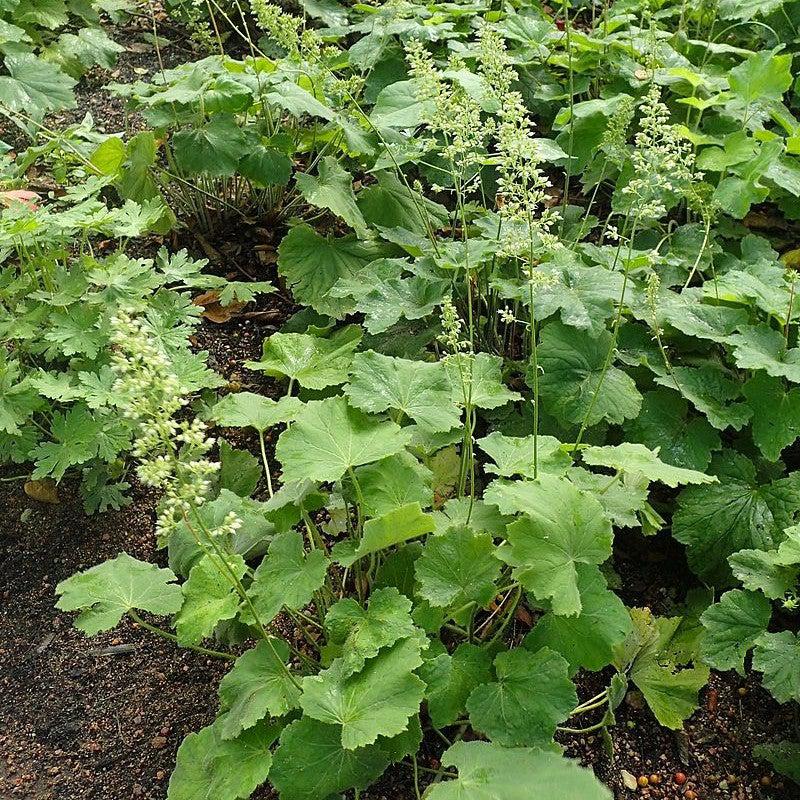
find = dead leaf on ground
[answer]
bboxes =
[193,290,246,323]
[24,478,59,504]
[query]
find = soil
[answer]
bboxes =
[3,10,800,800]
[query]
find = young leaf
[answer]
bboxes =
[753,631,800,703]
[246,327,362,390]
[300,632,427,749]
[55,552,182,636]
[325,587,417,676]
[218,638,301,739]
[496,475,613,616]
[175,554,247,646]
[466,647,577,747]
[700,589,771,673]
[276,397,413,484]
[580,443,716,487]
[345,351,461,432]
[415,524,501,611]
[537,321,642,427]
[245,531,328,626]
[167,718,280,800]
[426,741,612,800]
[269,717,390,800]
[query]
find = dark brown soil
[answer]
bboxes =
[3,10,800,800]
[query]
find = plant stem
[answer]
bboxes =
[128,610,235,661]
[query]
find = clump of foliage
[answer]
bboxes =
[21,0,800,793]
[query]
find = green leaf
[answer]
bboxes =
[743,373,800,461]
[581,443,716,487]
[355,275,447,335]
[726,325,800,383]
[357,170,449,230]
[445,352,522,410]
[729,51,792,105]
[55,552,182,636]
[218,639,301,739]
[477,432,572,479]
[655,364,751,431]
[753,741,800,784]
[213,392,303,432]
[325,587,417,676]
[466,647,577,747]
[524,565,633,672]
[175,553,247,646]
[533,259,625,336]
[275,397,413,484]
[419,643,493,728]
[167,718,279,800]
[346,351,460,432]
[0,53,75,118]
[269,717,390,800]
[246,327,361,391]
[31,404,100,480]
[172,114,247,176]
[355,452,433,517]
[497,475,613,616]
[616,609,709,730]
[426,741,612,800]
[333,502,435,567]
[295,156,368,237]
[239,145,292,187]
[673,468,800,585]
[300,632,427,749]
[277,224,387,318]
[245,531,328,625]
[699,589,771,673]
[753,631,800,703]
[415,524,501,611]
[729,549,799,599]
[538,321,642,427]
[625,389,721,471]
[219,439,262,497]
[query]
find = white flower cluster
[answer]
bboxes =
[478,27,559,260]
[405,40,488,185]
[623,83,699,220]
[438,296,471,354]
[109,310,236,541]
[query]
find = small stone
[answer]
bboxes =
[151,736,167,750]
[621,770,638,791]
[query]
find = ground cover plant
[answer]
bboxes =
[4,0,800,796]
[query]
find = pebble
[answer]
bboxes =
[151,736,167,750]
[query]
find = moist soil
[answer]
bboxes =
[3,11,800,800]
